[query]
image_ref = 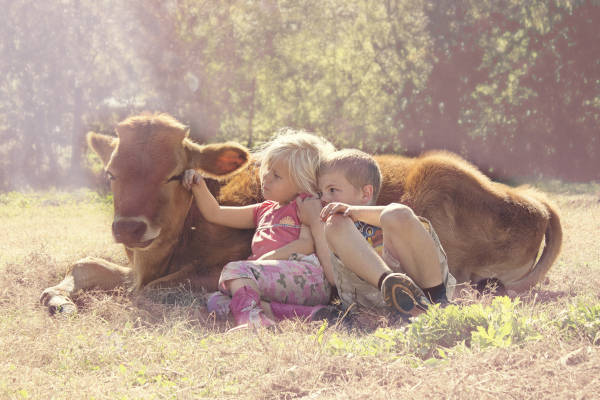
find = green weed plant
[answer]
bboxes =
[556,300,600,345]
[404,296,542,358]
[323,297,543,360]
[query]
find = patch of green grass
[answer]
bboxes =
[323,296,600,364]
[322,327,401,359]
[0,189,113,209]
[556,299,600,345]
[323,297,544,360]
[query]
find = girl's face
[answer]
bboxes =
[261,159,301,205]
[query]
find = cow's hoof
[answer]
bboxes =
[40,288,77,316]
[48,298,77,315]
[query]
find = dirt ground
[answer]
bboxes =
[0,186,598,399]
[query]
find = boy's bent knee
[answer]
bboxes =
[380,204,418,231]
[379,203,423,234]
[324,214,355,242]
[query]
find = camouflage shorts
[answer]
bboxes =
[332,217,456,309]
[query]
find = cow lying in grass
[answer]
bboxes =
[40,113,562,314]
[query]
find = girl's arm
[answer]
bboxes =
[183,169,256,229]
[296,197,335,285]
[303,220,335,285]
[256,225,314,261]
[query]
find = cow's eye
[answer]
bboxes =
[106,171,116,181]
[167,173,183,183]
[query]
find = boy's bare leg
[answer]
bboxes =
[324,214,391,287]
[325,212,431,315]
[379,204,443,289]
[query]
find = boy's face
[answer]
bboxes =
[318,169,372,206]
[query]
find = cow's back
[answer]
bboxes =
[373,151,553,283]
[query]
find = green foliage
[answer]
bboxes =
[0,189,113,211]
[403,297,541,358]
[324,329,403,358]
[470,297,543,348]
[399,303,487,359]
[556,300,600,344]
[2,0,599,190]
[323,297,543,359]
[1,1,140,190]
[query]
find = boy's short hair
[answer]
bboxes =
[257,128,335,195]
[320,149,382,202]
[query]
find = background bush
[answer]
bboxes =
[1,0,598,190]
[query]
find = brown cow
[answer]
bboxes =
[40,113,258,314]
[40,113,562,314]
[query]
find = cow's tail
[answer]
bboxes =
[504,198,563,293]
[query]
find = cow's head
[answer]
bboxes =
[88,113,249,250]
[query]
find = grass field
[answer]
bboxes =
[1,183,599,399]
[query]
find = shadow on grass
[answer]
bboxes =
[521,288,569,304]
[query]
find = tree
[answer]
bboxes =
[0,0,143,189]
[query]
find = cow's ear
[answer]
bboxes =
[87,132,117,165]
[184,140,250,179]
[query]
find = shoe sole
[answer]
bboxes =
[382,275,430,317]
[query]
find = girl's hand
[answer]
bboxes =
[320,202,356,221]
[296,196,324,227]
[182,169,205,191]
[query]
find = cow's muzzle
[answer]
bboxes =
[112,217,155,248]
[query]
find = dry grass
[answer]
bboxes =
[1,184,599,399]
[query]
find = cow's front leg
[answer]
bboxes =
[40,256,132,315]
[144,264,221,293]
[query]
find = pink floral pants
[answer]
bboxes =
[218,254,331,306]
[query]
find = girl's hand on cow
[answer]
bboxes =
[296,196,323,228]
[320,202,357,221]
[182,169,205,191]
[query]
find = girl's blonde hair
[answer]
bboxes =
[258,128,335,195]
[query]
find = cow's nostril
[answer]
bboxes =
[133,223,146,238]
[112,219,147,244]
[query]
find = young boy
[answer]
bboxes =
[298,149,455,318]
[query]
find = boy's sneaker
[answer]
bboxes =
[381,273,431,317]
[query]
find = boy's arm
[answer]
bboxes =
[256,225,314,261]
[297,197,335,285]
[183,169,256,229]
[321,203,386,227]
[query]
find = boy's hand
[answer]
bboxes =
[296,196,324,227]
[182,169,205,191]
[320,202,357,221]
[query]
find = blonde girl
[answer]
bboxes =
[183,130,335,329]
